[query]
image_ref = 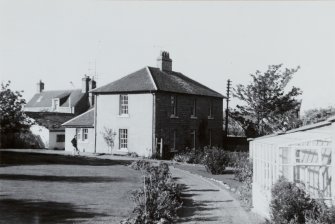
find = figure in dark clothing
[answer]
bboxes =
[71,135,80,155]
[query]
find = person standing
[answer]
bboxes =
[71,135,80,155]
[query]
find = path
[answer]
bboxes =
[171,167,261,224]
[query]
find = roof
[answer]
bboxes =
[250,116,335,144]
[91,66,224,98]
[62,108,94,128]
[25,89,85,108]
[25,112,75,131]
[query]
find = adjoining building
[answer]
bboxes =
[250,116,335,218]
[63,52,225,158]
[25,76,96,150]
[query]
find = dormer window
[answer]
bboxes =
[119,94,128,115]
[52,98,59,111]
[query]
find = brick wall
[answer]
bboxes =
[155,92,223,153]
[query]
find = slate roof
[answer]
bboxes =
[25,89,86,108]
[62,109,94,127]
[91,66,224,98]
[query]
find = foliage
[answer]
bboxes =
[270,177,322,224]
[129,160,151,171]
[172,148,205,164]
[301,106,335,125]
[101,127,116,152]
[126,162,182,224]
[223,113,245,137]
[203,148,230,174]
[0,81,32,134]
[231,64,302,137]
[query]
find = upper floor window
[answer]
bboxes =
[119,94,128,115]
[52,98,59,111]
[191,98,197,117]
[209,100,214,118]
[171,95,177,116]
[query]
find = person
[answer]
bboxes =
[71,135,80,155]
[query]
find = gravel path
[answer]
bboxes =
[171,167,262,224]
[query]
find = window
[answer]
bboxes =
[191,98,197,117]
[172,130,176,151]
[52,98,59,111]
[119,94,128,115]
[209,100,213,118]
[76,128,81,141]
[56,134,65,142]
[119,129,128,149]
[190,130,196,149]
[171,95,177,116]
[83,128,88,141]
[209,129,212,146]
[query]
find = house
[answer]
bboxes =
[24,76,96,150]
[250,116,335,218]
[63,52,224,157]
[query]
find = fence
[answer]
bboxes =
[250,119,335,218]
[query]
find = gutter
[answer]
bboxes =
[94,94,98,154]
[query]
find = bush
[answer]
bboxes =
[128,160,151,171]
[270,177,322,224]
[126,162,182,224]
[203,148,230,174]
[172,148,205,164]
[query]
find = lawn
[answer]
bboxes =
[0,151,142,224]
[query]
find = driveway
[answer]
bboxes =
[171,167,262,224]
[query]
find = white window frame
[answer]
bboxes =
[191,98,197,118]
[82,128,88,141]
[56,134,65,143]
[119,94,128,115]
[119,129,128,150]
[208,100,214,118]
[76,128,81,141]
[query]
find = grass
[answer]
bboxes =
[0,151,142,224]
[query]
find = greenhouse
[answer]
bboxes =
[250,116,335,218]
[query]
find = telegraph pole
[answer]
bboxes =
[225,79,232,137]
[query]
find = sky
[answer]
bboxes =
[1,0,335,113]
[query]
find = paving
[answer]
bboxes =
[171,167,262,224]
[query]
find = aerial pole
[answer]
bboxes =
[225,79,232,137]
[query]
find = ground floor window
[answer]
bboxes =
[76,128,81,141]
[209,129,212,147]
[83,128,88,141]
[56,134,65,142]
[191,130,196,149]
[119,129,128,149]
[76,128,88,141]
[171,130,176,151]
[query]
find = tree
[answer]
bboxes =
[231,64,302,137]
[101,127,117,153]
[301,106,335,125]
[0,81,32,134]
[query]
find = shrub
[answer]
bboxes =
[128,160,151,171]
[172,149,205,164]
[126,162,182,224]
[270,177,322,224]
[203,148,230,174]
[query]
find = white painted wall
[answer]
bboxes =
[95,93,153,157]
[30,124,49,148]
[49,131,65,150]
[65,128,95,153]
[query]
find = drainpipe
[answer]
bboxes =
[94,94,98,154]
[152,93,156,158]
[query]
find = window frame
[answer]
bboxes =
[76,128,82,141]
[119,129,128,150]
[82,128,88,141]
[191,98,197,118]
[208,100,214,118]
[56,134,65,143]
[190,129,196,149]
[119,94,129,115]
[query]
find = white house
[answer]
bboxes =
[250,116,335,218]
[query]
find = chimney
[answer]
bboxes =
[82,75,90,93]
[36,80,44,93]
[157,51,172,71]
[88,78,97,107]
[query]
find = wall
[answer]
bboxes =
[49,131,65,150]
[65,128,95,153]
[155,92,223,155]
[95,93,153,157]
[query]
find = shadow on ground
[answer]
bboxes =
[0,151,132,167]
[0,198,107,224]
[0,174,125,183]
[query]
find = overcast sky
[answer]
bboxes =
[1,0,335,112]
